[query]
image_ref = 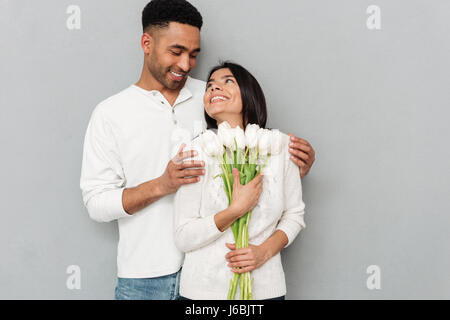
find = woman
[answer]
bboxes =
[174,62,306,300]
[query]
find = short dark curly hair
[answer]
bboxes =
[142,0,203,32]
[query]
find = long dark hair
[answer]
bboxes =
[204,62,267,129]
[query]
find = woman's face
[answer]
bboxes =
[204,68,243,124]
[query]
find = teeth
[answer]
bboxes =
[211,96,227,103]
[171,71,183,77]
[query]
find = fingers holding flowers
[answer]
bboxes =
[225,243,268,273]
[229,168,263,218]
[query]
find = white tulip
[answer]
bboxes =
[218,120,231,130]
[217,121,235,150]
[233,126,246,150]
[256,127,265,141]
[200,130,223,157]
[245,123,259,148]
[257,128,271,156]
[270,129,283,155]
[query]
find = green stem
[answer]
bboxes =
[233,141,237,167]
[247,272,252,300]
[227,151,267,300]
[221,169,231,203]
[256,154,271,175]
[244,273,247,299]
[240,271,244,299]
[218,154,232,196]
[237,215,244,249]
[227,273,240,300]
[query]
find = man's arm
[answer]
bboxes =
[123,145,205,215]
[80,105,204,221]
[122,178,166,215]
[287,133,316,178]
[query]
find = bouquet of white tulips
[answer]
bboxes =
[199,121,283,300]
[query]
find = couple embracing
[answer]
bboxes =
[80,0,315,300]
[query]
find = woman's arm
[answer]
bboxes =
[225,230,288,273]
[174,155,264,252]
[215,168,263,231]
[225,134,306,272]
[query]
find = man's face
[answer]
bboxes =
[145,22,201,90]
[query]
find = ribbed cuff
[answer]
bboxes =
[87,188,131,222]
[275,217,305,248]
[206,213,223,237]
[103,187,130,220]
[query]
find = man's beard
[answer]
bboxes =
[149,62,185,90]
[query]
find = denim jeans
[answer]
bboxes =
[179,295,285,300]
[114,269,181,300]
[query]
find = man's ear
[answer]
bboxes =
[141,32,154,55]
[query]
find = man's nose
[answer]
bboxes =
[177,54,190,73]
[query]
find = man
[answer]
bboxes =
[80,0,315,300]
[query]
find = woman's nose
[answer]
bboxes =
[209,83,222,91]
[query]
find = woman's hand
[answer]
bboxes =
[225,230,289,273]
[229,168,263,218]
[225,243,270,273]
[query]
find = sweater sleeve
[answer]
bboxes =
[275,136,306,247]
[80,106,130,223]
[173,140,224,253]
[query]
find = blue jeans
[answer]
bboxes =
[114,270,181,300]
[179,295,285,300]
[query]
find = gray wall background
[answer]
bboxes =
[1,0,449,299]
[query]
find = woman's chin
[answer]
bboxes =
[205,105,225,118]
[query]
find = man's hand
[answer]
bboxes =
[287,133,315,178]
[122,144,205,215]
[159,144,205,195]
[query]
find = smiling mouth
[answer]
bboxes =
[169,71,186,81]
[210,95,229,103]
